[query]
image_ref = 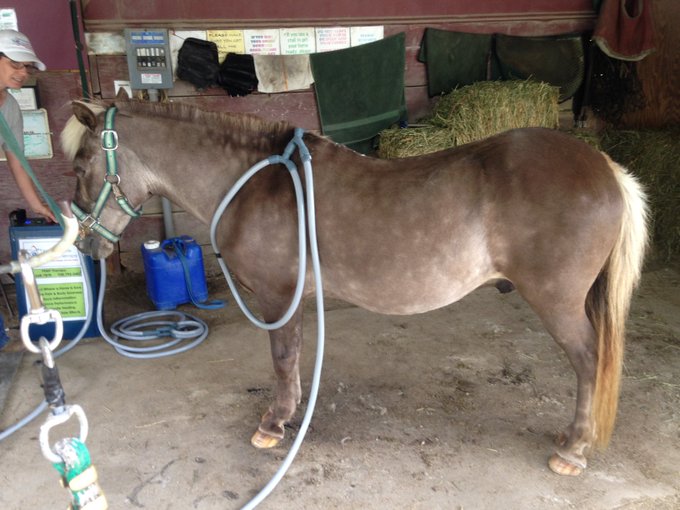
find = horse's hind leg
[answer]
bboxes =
[251,307,303,448]
[521,290,598,476]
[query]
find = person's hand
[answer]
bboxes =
[31,203,57,223]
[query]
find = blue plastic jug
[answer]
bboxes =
[141,236,209,310]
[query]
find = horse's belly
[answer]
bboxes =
[326,266,501,315]
[319,211,496,315]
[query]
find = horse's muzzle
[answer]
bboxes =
[76,235,114,260]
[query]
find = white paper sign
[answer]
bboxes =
[315,27,350,53]
[0,8,17,31]
[0,109,53,161]
[22,109,53,159]
[351,26,384,46]
[8,87,37,110]
[280,27,316,55]
[244,29,280,55]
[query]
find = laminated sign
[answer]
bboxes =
[18,238,90,319]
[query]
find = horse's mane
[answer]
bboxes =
[120,100,292,133]
[61,99,294,161]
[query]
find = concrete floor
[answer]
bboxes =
[0,267,679,509]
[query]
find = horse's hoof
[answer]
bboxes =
[548,453,583,476]
[251,430,281,449]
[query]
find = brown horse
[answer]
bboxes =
[61,99,648,476]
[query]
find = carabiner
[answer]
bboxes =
[20,309,63,354]
[18,251,63,353]
[39,405,89,464]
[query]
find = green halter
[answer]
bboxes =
[71,107,141,242]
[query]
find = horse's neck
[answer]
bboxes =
[144,119,290,225]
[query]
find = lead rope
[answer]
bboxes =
[17,251,107,510]
[0,111,63,225]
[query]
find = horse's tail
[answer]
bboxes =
[588,154,649,449]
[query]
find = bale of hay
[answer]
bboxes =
[377,126,454,159]
[378,80,558,159]
[431,80,560,145]
[601,129,680,262]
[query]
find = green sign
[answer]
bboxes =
[36,282,86,318]
[19,238,90,321]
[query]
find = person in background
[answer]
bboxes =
[0,29,55,222]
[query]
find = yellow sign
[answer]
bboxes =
[207,30,246,61]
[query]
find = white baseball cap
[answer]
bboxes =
[0,30,46,71]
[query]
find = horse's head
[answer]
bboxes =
[62,100,148,259]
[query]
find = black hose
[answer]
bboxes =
[69,0,90,98]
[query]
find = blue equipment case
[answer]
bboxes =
[9,223,100,341]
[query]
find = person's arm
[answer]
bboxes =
[5,151,56,222]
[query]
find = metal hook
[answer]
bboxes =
[39,405,89,464]
[18,251,64,354]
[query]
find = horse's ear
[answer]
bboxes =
[72,101,100,132]
[116,87,130,100]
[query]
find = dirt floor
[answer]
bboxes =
[0,264,678,509]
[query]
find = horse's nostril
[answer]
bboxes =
[75,237,93,255]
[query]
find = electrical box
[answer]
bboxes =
[9,223,100,341]
[124,28,173,90]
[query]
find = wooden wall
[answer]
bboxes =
[84,12,596,271]
[80,1,594,29]
[4,1,677,271]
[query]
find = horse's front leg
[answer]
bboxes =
[251,307,303,448]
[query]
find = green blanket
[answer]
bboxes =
[494,34,585,101]
[418,28,493,97]
[310,33,407,154]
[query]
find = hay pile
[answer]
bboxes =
[601,129,680,262]
[564,129,602,150]
[431,80,559,145]
[379,80,559,158]
[377,125,454,158]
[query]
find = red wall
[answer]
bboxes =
[82,1,594,26]
[2,1,79,70]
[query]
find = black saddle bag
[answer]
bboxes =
[176,38,220,90]
[217,53,258,96]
